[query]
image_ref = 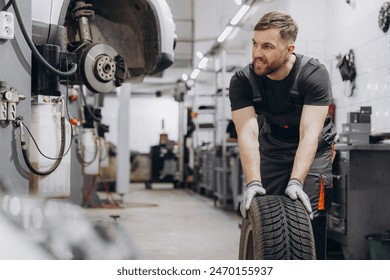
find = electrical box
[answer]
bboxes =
[0,11,14,40]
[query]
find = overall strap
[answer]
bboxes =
[290,55,321,109]
[243,64,264,113]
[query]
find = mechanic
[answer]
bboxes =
[229,11,336,259]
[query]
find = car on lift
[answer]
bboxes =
[31,0,176,93]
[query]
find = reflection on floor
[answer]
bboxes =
[84,182,350,260]
[85,183,242,260]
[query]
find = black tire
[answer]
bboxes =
[239,195,316,260]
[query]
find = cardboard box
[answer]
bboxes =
[342,123,371,134]
[346,112,371,123]
[359,113,371,123]
[347,112,360,123]
[339,133,369,145]
[360,106,372,114]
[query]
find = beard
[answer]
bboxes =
[252,55,287,76]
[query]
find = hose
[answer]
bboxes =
[21,120,72,160]
[1,0,14,11]
[12,0,78,78]
[75,129,99,165]
[80,88,102,122]
[18,117,66,176]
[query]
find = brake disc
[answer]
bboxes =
[80,43,118,93]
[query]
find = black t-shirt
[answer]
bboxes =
[229,54,333,139]
[229,54,333,111]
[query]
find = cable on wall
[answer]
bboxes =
[11,0,78,78]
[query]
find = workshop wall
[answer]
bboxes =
[102,95,179,154]
[289,0,326,62]
[223,0,390,135]
[324,0,390,134]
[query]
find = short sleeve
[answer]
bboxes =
[301,64,333,106]
[229,70,253,111]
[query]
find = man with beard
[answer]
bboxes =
[229,11,336,259]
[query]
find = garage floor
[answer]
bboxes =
[84,183,242,260]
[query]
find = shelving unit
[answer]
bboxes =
[192,51,236,208]
[212,51,232,209]
[193,102,217,195]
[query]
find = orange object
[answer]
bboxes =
[318,177,325,211]
[69,95,78,102]
[70,118,78,126]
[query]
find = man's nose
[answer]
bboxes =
[253,46,263,58]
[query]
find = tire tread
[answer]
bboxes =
[239,195,316,260]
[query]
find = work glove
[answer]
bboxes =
[285,178,313,220]
[240,180,266,219]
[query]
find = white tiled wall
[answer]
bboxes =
[102,95,179,153]
[324,0,390,133]
[235,0,390,134]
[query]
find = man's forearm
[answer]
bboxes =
[232,107,261,185]
[290,136,318,184]
[238,134,261,184]
[291,105,329,184]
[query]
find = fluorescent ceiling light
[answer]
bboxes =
[228,26,240,41]
[196,51,204,58]
[198,57,209,69]
[190,68,200,79]
[181,74,188,81]
[217,26,234,43]
[234,0,242,5]
[230,4,250,25]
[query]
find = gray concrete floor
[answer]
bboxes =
[85,183,242,260]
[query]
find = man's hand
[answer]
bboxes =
[240,181,266,219]
[285,178,313,219]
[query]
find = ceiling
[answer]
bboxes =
[131,0,273,96]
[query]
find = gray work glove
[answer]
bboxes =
[285,178,313,220]
[240,181,266,219]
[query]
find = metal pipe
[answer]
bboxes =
[178,100,184,184]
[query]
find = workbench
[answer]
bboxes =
[328,143,390,259]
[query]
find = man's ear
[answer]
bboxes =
[287,43,295,55]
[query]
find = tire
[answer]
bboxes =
[239,195,316,260]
